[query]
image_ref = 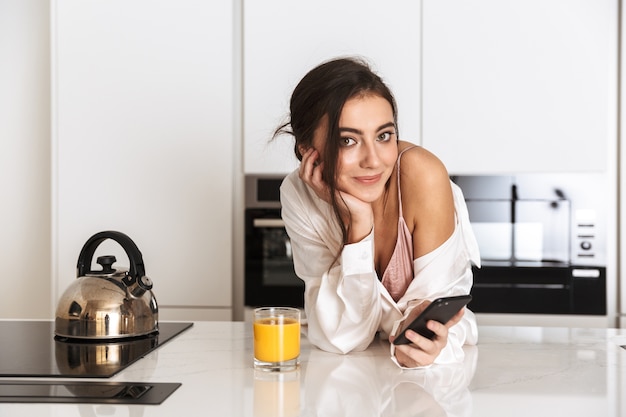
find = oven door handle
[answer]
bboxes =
[473,283,568,289]
[253,218,286,228]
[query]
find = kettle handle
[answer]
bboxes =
[76,231,146,284]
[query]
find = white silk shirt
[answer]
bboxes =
[280,169,481,366]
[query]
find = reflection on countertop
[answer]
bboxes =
[299,340,476,417]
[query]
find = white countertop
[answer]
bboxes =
[2,321,626,416]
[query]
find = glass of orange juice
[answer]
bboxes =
[253,307,300,372]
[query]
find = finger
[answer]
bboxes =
[394,343,433,368]
[403,329,437,352]
[299,148,316,180]
[427,319,450,341]
[395,348,420,368]
[310,160,324,184]
[306,149,320,179]
[404,322,448,353]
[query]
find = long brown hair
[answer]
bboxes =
[274,56,399,248]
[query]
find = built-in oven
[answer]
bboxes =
[245,175,304,308]
[452,174,607,316]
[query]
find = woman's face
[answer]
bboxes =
[313,94,398,203]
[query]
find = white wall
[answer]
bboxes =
[0,0,51,318]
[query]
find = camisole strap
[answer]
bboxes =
[395,146,418,217]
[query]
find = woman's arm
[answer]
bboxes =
[280,171,384,354]
[384,147,480,367]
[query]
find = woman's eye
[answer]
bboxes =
[378,132,393,142]
[340,137,356,147]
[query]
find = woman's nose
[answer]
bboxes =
[360,143,381,168]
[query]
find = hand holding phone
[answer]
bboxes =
[392,295,472,345]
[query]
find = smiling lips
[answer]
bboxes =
[354,174,383,185]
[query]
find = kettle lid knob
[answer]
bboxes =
[96,255,117,273]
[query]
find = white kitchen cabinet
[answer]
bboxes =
[52,0,234,320]
[243,0,421,174]
[0,0,51,319]
[422,0,618,174]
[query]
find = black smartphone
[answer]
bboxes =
[392,295,472,345]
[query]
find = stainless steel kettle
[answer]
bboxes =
[55,231,159,340]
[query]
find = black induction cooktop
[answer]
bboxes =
[0,321,193,378]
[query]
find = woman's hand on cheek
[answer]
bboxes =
[299,148,330,202]
[299,147,373,243]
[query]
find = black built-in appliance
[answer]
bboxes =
[452,174,606,315]
[245,176,304,308]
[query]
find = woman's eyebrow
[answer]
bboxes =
[338,122,395,135]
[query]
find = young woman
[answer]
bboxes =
[276,57,480,368]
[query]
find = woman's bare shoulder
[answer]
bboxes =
[398,143,455,255]
[397,143,451,190]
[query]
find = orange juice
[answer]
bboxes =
[253,317,300,363]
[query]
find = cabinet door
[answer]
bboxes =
[52,0,233,313]
[243,0,421,174]
[422,0,617,174]
[0,1,51,319]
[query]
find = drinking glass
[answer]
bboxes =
[253,307,300,372]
